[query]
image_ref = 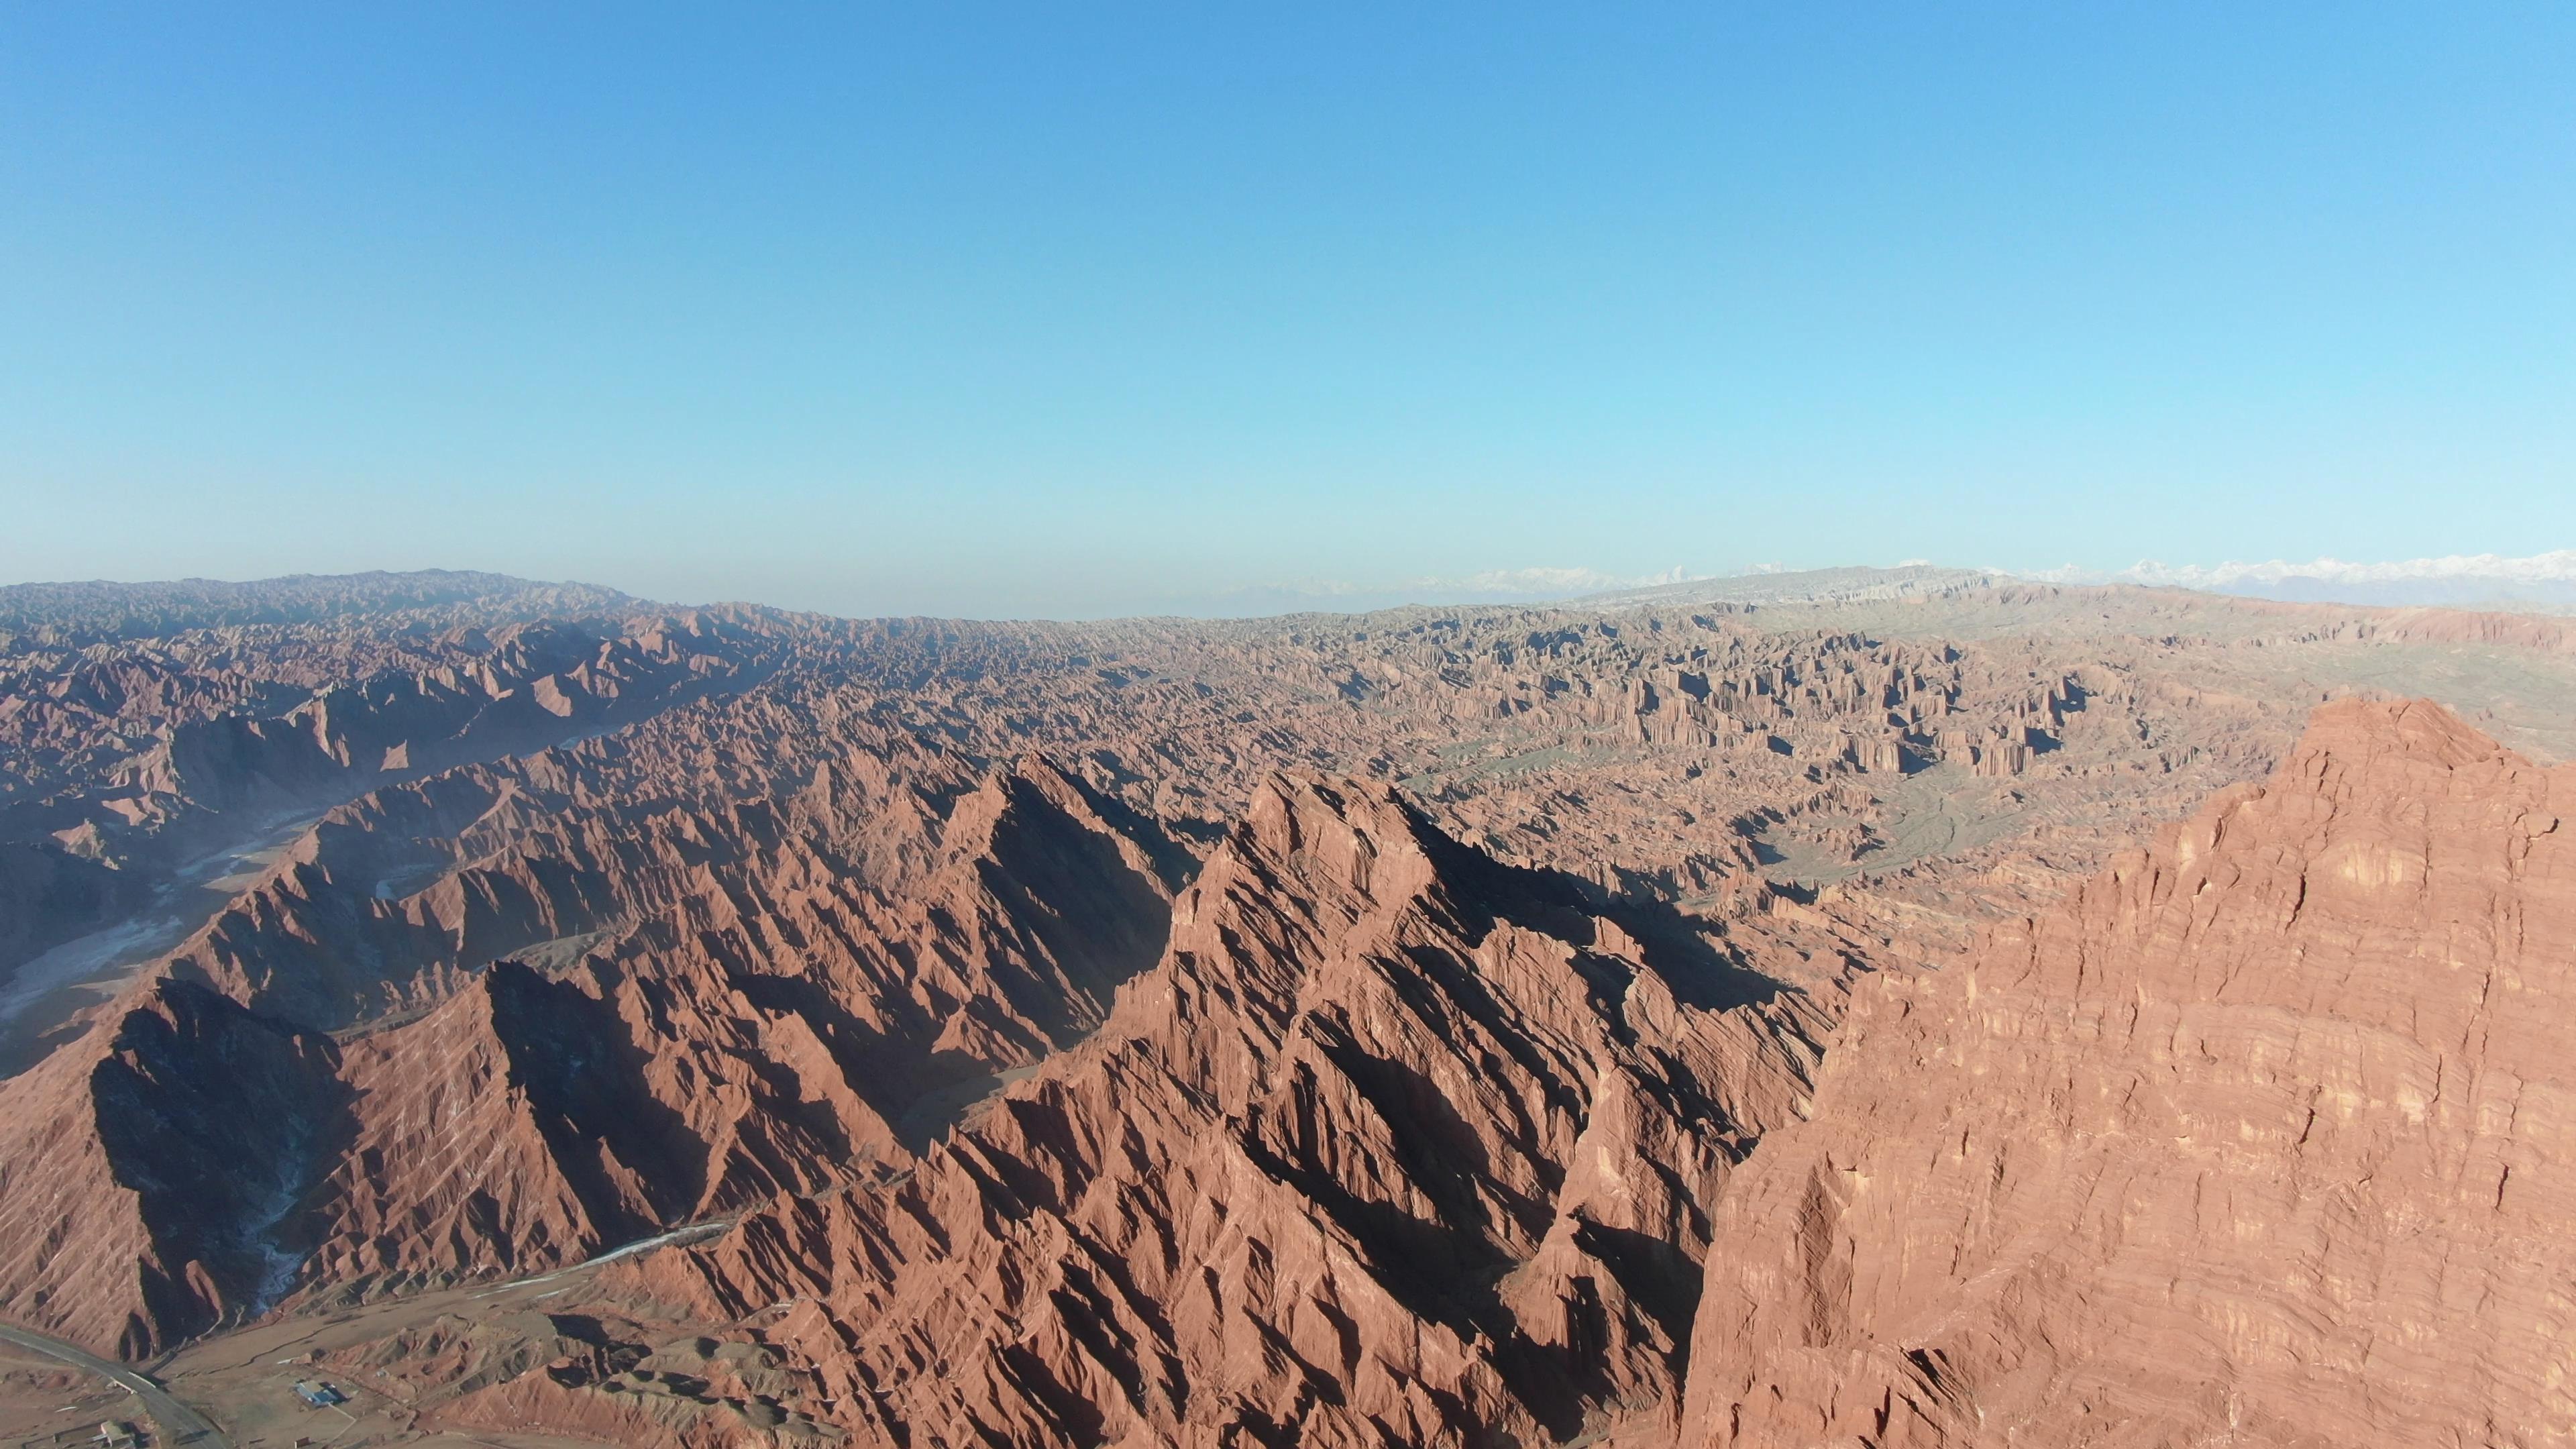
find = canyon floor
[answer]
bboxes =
[1,568,2571,1448]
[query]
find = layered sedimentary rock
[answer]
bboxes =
[163,696,1186,1030]
[1678,700,2576,1446]
[15,569,2572,1022]
[0,979,343,1356]
[640,775,1858,1447]
[298,753,1182,1298]
[5,564,2576,1446]
[0,606,788,998]
[0,741,1182,1349]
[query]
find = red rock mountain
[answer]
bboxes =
[7,575,2576,1449]
[0,740,1184,1352]
[637,775,1862,1447]
[1678,699,2576,1446]
[297,753,1183,1300]
[0,979,343,1356]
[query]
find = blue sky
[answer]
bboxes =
[3,4,2570,617]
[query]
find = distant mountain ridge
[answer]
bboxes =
[17,557,2573,629]
[0,570,645,644]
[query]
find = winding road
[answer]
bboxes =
[468,1214,740,1299]
[0,1321,230,1446]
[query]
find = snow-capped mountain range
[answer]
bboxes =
[2026,551,2576,610]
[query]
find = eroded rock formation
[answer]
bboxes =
[637,775,1860,1446]
[3,573,2575,1449]
[0,741,1183,1350]
[0,979,341,1356]
[1678,700,2576,1446]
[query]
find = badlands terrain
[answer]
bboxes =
[0,567,2571,1448]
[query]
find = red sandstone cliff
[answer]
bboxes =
[1677,699,2576,1447]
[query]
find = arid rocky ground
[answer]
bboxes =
[1,568,2571,1447]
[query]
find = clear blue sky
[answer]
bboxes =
[3,4,2570,617]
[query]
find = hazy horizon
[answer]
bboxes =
[9,551,2576,625]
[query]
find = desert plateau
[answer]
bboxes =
[0,568,2570,1447]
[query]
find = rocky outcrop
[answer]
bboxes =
[1677,700,2576,1447]
[642,775,1858,1447]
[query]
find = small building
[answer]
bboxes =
[94,1423,141,1449]
[291,1379,345,1408]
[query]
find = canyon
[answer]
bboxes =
[1,569,2572,1448]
